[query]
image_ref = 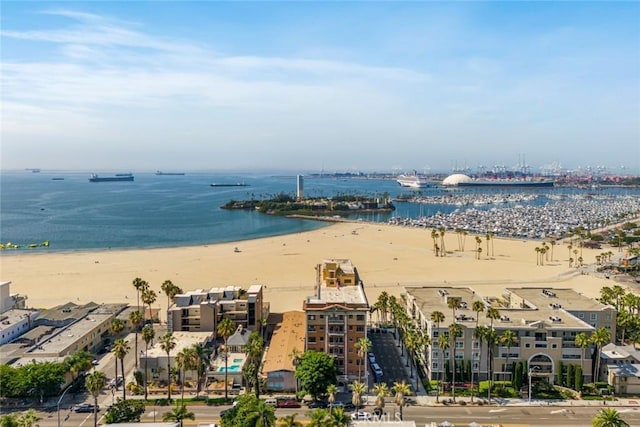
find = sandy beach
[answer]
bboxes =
[0,222,617,318]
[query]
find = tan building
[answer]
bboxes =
[141,331,213,383]
[262,310,305,392]
[303,259,369,384]
[608,363,640,395]
[167,285,268,337]
[405,286,616,384]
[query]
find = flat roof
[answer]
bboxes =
[505,287,612,312]
[406,286,595,330]
[146,331,213,358]
[262,311,305,374]
[608,363,640,378]
[306,284,369,306]
[0,309,38,333]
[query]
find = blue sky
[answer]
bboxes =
[2,1,639,174]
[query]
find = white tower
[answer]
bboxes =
[296,175,304,201]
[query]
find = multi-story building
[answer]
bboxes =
[303,259,369,384]
[262,310,306,392]
[405,286,616,385]
[167,285,268,337]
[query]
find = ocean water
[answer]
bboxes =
[1,171,636,252]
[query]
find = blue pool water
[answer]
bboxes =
[218,364,241,372]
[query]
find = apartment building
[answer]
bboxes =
[405,286,616,384]
[167,285,268,337]
[303,259,369,384]
[262,310,306,392]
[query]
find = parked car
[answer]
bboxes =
[327,402,344,409]
[339,402,356,411]
[264,398,278,407]
[277,399,301,408]
[351,411,372,420]
[109,376,123,387]
[73,403,98,413]
[306,400,327,408]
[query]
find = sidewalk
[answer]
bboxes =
[413,394,640,407]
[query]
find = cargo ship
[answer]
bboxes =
[155,171,185,175]
[89,173,134,182]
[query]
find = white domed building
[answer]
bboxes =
[442,173,472,186]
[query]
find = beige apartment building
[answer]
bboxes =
[167,285,268,337]
[303,259,369,384]
[405,286,616,384]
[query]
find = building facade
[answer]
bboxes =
[167,285,268,337]
[262,310,305,392]
[303,259,369,384]
[405,286,616,385]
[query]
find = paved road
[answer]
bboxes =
[26,401,640,427]
[369,328,407,387]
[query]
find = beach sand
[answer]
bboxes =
[0,222,616,318]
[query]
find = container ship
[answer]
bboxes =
[155,171,185,175]
[89,173,134,182]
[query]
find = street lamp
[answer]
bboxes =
[528,366,540,405]
[57,384,73,427]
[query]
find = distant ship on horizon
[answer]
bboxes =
[396,172,431,188]
[155,171,185,176]
[89,173,134,182]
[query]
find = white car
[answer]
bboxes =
[350,411,372,420]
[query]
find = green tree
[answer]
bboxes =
[295,351,339,400]
[306,409,329,427]
[372,382,388,416]
[104,398,146,424]
[141,288,158,323]
[110,318,125,389]
[64,350,94,384]
[448,322,463,402]
[0,414,18,427]
[499,330,518,383]
[85,370,108,427]
[141,324,155,400]
[326,384,338,412]
[392,380,411,421]
[112,338,131,400]
[436,334,449,403]
[15,410,40,427]
[161,280,183,323]
[567,364,575,389]
[592,408,630,427]
[328,407,350,427]
[277,413,303,427]
[217,317,236,401]
[176,347,197,402]
[575,332,590,383]
[575,365,584,392]
[246,401,277,427]
[591,327,611,382]
[159,332,177,401]
[354,337,371,383]
[132,277,149,314]
[351,380,366,410]
[245,332,265,398]
[192,343,211,396]
[129,310,144,369]
[163,403,195,427]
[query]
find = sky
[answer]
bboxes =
[1,1,639,174]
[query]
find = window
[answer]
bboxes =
[605,314,611,321]
[357,326,364,332]
[432,351,439,358]
[307,326,316,332]
[473,352,479,360]
[552,344,558,349]
[473,362,479,370]
[433,331,439,338]
[356,315,365,321]
[473,341,479,349]
[590,313,598,321]
[525,343,531,348]
[308,315,316,321]
[455,342,464,349]
[578,313,584,319]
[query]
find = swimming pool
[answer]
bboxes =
[218,364,241,373]
[233,358,244,363]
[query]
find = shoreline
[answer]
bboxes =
[1,221,625,319]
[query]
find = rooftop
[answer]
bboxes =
[262,311,305,374]
[306,284,369,306]
[608,363,640,378]
[145,331,213,358]
[602,343,640,362]
[406,286,597,330]
[0,309,39,333]
[505,287,613,312]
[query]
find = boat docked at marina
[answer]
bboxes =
[396,173,430,188]
[89,173,134,182]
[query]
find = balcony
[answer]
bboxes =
[328,317,344,325]
[534,342,548,348]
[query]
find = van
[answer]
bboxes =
[264,398,277,407]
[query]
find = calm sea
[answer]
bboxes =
[1,171,635,252]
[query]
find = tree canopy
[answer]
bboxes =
[294,350,338,399]
[220,393,276,427]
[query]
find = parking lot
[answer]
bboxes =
[367,328,408,387]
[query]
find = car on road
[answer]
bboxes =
[73,403,99,413]
[350,411,372,420]
[109,376,123,387]
[277,399,301,408]
[306,400,327,409]
[91,359,99,366]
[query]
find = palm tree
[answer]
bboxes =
[306,409,329,427]
[16,409,40,427]
[351,380,366,410]
[163,403,195,427]
[591,327,611,382]
[278,413,303,427]
[176,347,197,402]
[474,325,488,402]
[245,332,265,398]
[129,310,143,369]
[436,334,448,403]
[328,407,350,427]
[484,328,498,404]
[161,280,183,324]
[142,324,155,400]
[592,408,630,427]
[64,350,94,384]
[575,332,590,384]
[447,297,462,324]
[141,288,158,323]
[377,291,390,324]
[499,330,518,383]
[112,338,130,400]
[110,318,125,389]
[448,323,463,402]
[85,370,107,427]
[259,318,268,340]
[159,332,177,401]
[372,382,388,416]
[471,300,485,402]
[392,380,411,420]
[327,384,338,413]
[217,317,236,401]
[247,401,276,427]
[132,277,149,314]
[289,348,303,396]
[192,343,211,396]
[355,337,371,383]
